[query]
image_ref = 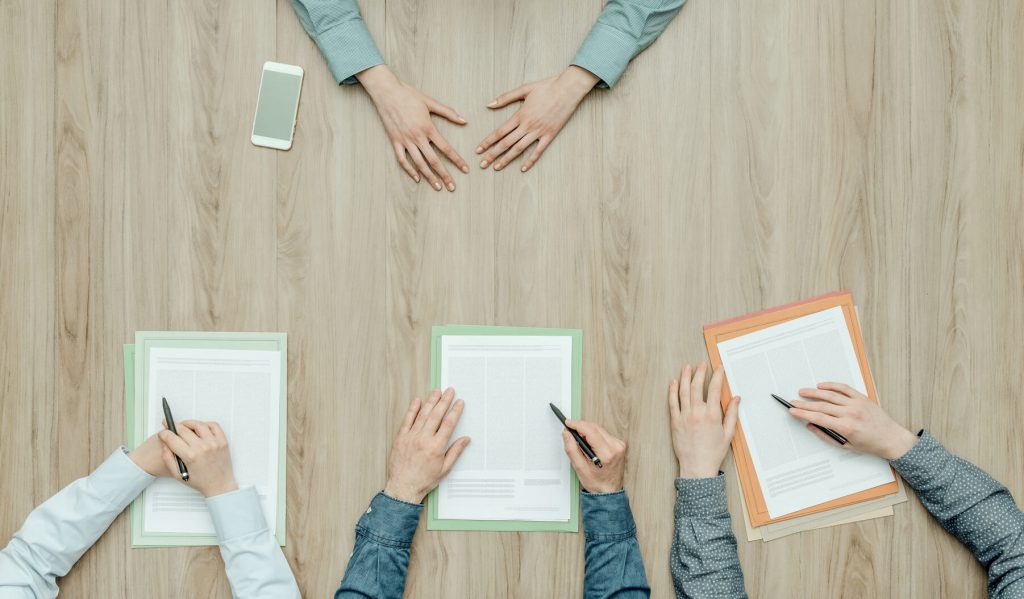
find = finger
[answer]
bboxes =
[178,420,211,440]
[818,381,865,400]
[424,95,467,125]
[419,143,455,192]
[172,421,202,444]
[476,116,519,156]
[406,144,442,191]
[400,397,422,434]
[798,387,851,406]
[679,364,692,412]
[493,131,539,171]
[487,82,534,109]
[562,430,593,473]
[438,399,465,438]
[482,127,528,168]
[425,387,456,432]
[430,132,469,174]
[806,423,843,446]
[724,396,741,440]
[690,362,708,408]
[412,389,443,431]
[564,419,613,454]
[208,422,226,441]
[161,446,180,478]
[393,143,420,183]
[790,398,846,418]
[520,136,553,172]
[708,368,725,418]
[668,379,681,421]
[788,407,844,431]
[157,429,192,459]
[441,436,471,475]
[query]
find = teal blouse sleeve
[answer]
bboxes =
[571,0,687,88]
[290,0,385,85]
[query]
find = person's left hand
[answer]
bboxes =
[128,432,174,477]
[561,419,627,494]
[476,66,599,172]
[668,363,740,479]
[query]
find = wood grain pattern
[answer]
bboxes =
[1,0,1022,596]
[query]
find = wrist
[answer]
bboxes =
[357,64,399,97]
[201,479,239,498]
[557,66,599,100]
[384,480,426,504]
[127,447,162,477]
[881,427,919,460]
[678,463,721,479]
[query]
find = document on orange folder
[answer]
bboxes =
[704,291,899,527]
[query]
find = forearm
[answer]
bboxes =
[572,0,686,88]
[0,449,153,597]
[891,430,1024,597]
[581,490,650,599]
[290,0,384,84]
[334,492,422,599]
[671,476,747,599]
[208,487,300,598]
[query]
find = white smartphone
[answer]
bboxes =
[251,61,304,150]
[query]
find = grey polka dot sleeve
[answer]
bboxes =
[891,430,1024,598]
[671,475,748,599]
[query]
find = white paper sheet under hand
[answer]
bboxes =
[718,306,894,519]
[437,335,572,522]
[142,347,281,535]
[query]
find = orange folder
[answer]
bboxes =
[703,290,899,528]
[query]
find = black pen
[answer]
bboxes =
[771,393,849,445]
[549,403,602,468]
[161,397,190,481]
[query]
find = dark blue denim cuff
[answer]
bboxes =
[581,489,637,542]
[355,492,423,548]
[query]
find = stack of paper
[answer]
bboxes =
[704,292,907,542]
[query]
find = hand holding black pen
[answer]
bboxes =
[551,406,629,494]
[550,403,602,467]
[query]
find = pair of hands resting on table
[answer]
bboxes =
[358,64,599,193]
[667,363,921,479]
[127,420,239,498]
[383,386,628,503]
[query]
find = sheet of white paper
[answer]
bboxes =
[142,347,281,535]
[718,306,894,518]
[437,335,572,522]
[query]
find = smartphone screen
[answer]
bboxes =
[252,63,303,149]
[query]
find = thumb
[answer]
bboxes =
[488,82,535,109]
[723,396,741,440]
[441,437,471,474]
[562,430,590,472]
[424,95,466,124]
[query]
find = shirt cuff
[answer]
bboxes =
[580,489,637,541]
[889,430,946,488]
[570,22,639,89]
[89,448,155,510]
[206,486,270,543]
[313,19,385,85]
[355,492,422,548]
[674,473,729,518]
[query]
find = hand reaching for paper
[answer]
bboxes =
[668,363,740,479]
[358,65,469,192]
[477,66,599,173]
[787,382,919,460]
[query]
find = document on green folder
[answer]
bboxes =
[427,325,582,532]
[124,331,287,547]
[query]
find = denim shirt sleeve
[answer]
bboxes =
[581,490,650,599]
[671,475,747,599]
[891,430,1024,597]
[290,0,385,84]
[334,492,422,599]
[571,0,687,88]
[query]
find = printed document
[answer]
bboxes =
[717,307,894,518]
[437,335,572,521]
[142,347,282,535]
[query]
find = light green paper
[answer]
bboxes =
[125,331,287,547]
[427,325,582,532]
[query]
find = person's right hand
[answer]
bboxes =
[357,65,469,192]
[787,382,918,460]
[561,420,627,494]
[157,420,239,498]
[383,388,471,504]
[668,363,740,479]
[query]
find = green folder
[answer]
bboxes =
[124,331,287,547]
[426,325,582,532]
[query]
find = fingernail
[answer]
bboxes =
[433,182,442,191]
[520,165,527,172]
[475,146,483,153]
[479,160,488,168]
[458,115,466,123]
[414,175,420,182]
[487,100,497,107]
[461,165,469,173]
[494,162,503,171]
[446,182,455,191]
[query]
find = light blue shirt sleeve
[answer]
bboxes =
[290,0,385,85]
[207,487,301,598]
[0,449,154,599]
[571,0,687,88]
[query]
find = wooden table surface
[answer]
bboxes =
[2,0,1022,596]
